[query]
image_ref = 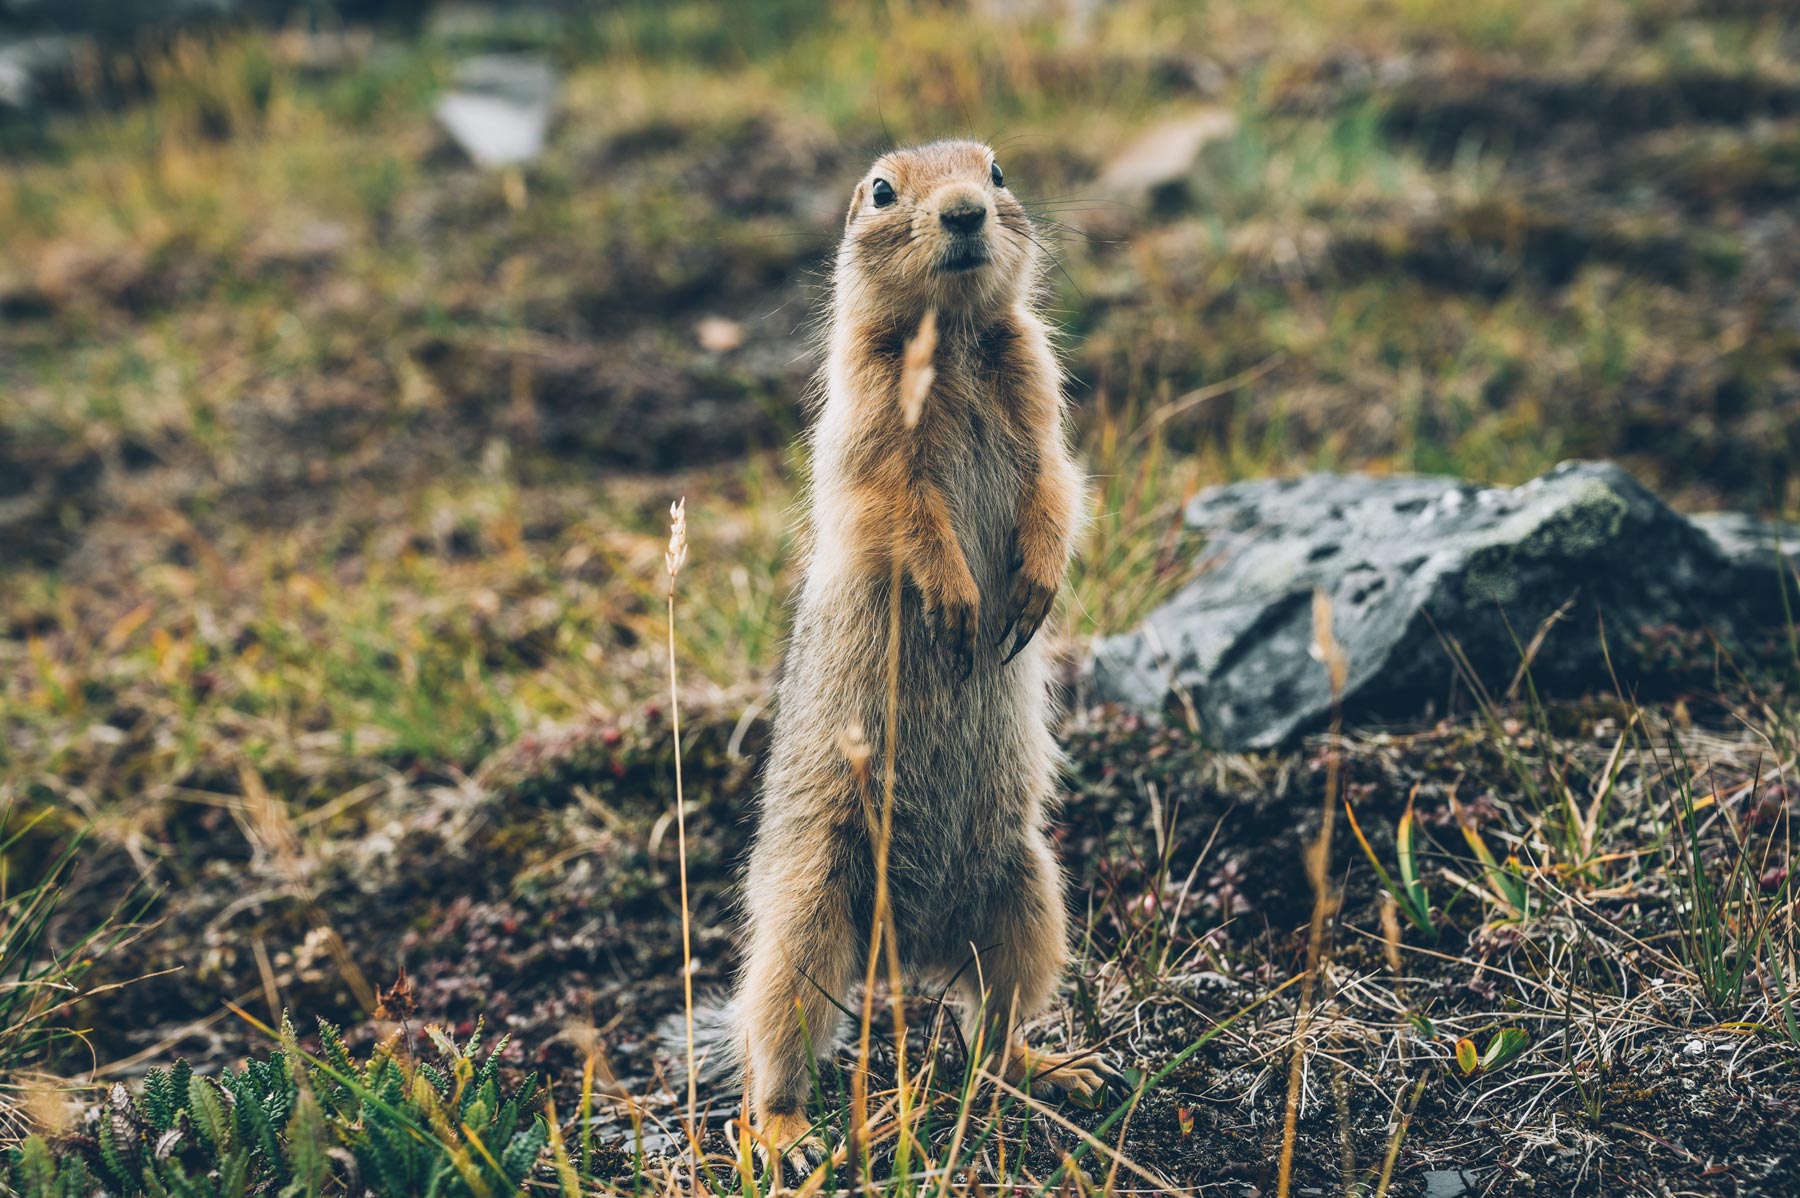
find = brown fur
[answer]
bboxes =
[731,140,1102,1167]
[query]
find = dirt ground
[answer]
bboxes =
[53,685,1796,1195]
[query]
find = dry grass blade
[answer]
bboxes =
[235,762,377,1013]
[1120,353,1281,456]
[1277,590,1347,1198]
[664,497,699,1177]
[978,1072,1173,1193]
[1374,1073,1429,1198]
[852,307,941,1176]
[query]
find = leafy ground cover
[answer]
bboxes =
[2,0,1799,1193]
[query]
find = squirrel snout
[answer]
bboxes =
[940,204,986,233]
[937,188,989,234]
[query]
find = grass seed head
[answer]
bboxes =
[838,722,873,790]
[899,309,939,428]
[666,497,688,579]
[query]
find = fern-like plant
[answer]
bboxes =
[7,1016,546,1198]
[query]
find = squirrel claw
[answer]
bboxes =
[934,592,978,680]
[998,572,1055,663]
[726,1116,829,1184]
[996,614,1019,655]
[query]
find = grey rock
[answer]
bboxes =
[1088,461,1798,749]
[434,54,557,169]
[1091,108,1238,221]
[1692,511,1800,575]
[0,34,81,109]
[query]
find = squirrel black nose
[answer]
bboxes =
[940,202,986,234]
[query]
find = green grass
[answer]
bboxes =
[0,807,147,1140]
[7,1,1798,784]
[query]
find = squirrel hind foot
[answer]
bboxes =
[727,1112,830,1183]
[1005,1043,1125,1103]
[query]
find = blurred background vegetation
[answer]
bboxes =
[2,0,1798,1111]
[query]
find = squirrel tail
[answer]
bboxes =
[657,993,743,1088]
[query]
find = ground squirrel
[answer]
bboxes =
[728,139,1109,1169]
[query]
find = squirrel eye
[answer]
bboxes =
[871,178,896,207]
[990,161,1005,188]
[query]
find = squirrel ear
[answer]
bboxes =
[845,181,867,230]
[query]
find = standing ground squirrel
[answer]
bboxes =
[728,139,1110,1169]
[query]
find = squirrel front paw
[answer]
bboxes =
[920,566,979,680]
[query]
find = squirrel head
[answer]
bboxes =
[836,139,1037,322]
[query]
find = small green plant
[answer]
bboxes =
[1432,612,1632,879]
[1664,745,1790,1013]
[1345,785,1438,942]
[1448,790,1531,920]
[1765,935,1800,1048]
[8,1017,546,1198]
[1452,1028,1530,1078]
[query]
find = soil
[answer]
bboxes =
[64,696,1800,1196]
